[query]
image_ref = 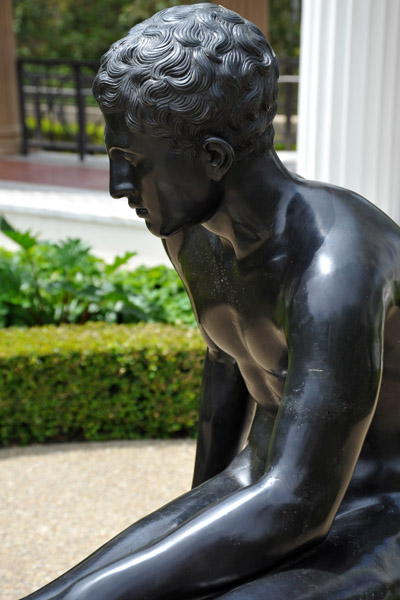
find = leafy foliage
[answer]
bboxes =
[0,322,205,445]
[13,0,301,61]
[13,0,202,61]
[269,0,301,59]
[0,217,196,328]
[25,117,105,147]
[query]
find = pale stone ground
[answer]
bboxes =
[0,440,196,600]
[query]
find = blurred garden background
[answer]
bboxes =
[1,1,399,597]
[1,6,301,594]
[0,0,301,447]
[2,0,399,445]
[13,0,300,157]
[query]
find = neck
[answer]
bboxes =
[203,150,294,259]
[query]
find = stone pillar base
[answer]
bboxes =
[0,0,21,157]
[220,0,269,36]
[0,124,21,155]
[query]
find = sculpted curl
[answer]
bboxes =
[92,3,279,160]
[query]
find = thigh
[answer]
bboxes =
[216,493,400,600]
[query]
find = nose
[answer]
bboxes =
[109,159,137,199]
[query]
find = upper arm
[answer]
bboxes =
[267,268,385,528]
[164,234,257,486]
[192,348,255,487]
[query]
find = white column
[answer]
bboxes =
[297,0,400,223]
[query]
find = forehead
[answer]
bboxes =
[103,115,155,162]
[103,111,176,158]
[103,111,194,169]
[103,112,138,150]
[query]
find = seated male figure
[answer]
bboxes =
[23,4,400,599]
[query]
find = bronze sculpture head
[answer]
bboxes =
[93,3,279,161]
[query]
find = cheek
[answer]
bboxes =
[153,181,187,214]
[140,177,159,208]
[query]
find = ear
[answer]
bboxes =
[201,137,235,182]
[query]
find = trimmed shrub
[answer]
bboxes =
[0,219,196,328]
[0,322,205,445]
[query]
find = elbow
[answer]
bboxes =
[283,480,339,542]
[250,480,337,559]
[267,502,332,563]
[291,498,334,548]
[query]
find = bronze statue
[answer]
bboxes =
[22,4,400,599]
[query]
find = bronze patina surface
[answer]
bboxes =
[22,5,400,598]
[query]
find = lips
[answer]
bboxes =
[127,198,147,217]
[128,197,140,209]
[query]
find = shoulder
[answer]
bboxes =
[280,182,400,324]
[286,178,400,242]
[282,180,400,281]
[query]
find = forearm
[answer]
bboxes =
[193,351,254,487]
[61,476,328,600]
[21,456,249,600]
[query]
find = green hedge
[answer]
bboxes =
[0,322,205,445]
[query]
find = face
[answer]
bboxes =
[104,113,221,238]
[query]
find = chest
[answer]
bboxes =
[171,232,289,402]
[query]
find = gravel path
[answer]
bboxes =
[0,440,196,600]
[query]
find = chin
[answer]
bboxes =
[145,220,161,238]
[150,222,186,238]
[145,220,171,239]
[146,216,196,238]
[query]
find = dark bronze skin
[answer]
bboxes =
[21,5,400,599]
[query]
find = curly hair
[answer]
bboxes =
[93,3,279,160]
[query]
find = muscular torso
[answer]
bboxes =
[164,183,400,501]
[175,229,288,408]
